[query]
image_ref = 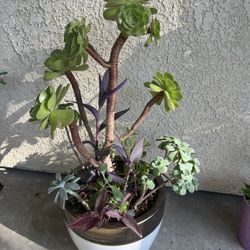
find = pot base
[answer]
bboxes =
[67,220,162,250]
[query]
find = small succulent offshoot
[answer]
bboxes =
[0,71,7,85]
[242,183,250,204]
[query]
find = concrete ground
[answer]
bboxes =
[0,168,244,250]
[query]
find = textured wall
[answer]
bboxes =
[0,0,249,193]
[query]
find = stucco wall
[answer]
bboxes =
[0,0,249,193]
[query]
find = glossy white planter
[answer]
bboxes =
[67,220,162,250]
[65,181,166,250]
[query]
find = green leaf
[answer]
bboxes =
[56,84,70,105]
[73,64,89,71]
[98,163,107,175]
[54,109,75,127]
[170,90,183,100]
[39,117,49,130]
[111,185,123,201]
[164,93,175,111]
[179,189,187,195]
[38,90,48,103]
[168,151,177,161]
[49,112,58,138]
[147,180,155,190]
[149,83,162,92]
[44,71,62,81]
[145,35,153,47]
[36,102,51,120]
[47,91,57,111]
[103,8,118,20]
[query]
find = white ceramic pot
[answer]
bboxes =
[65,184,166,250]
[67,220,162,250]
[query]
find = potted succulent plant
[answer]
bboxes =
[29,1,200,249]
[239,184,250,250]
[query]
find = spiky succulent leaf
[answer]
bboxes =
[144,72,182,112]
[48,173,81,210]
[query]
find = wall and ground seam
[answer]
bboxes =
[0,0,249,194]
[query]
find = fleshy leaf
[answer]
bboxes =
[54,109,75,127]
[111,185,123,201]
[44,71,62,81]
[56,84,70,105]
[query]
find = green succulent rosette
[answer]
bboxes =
[117,4,151,37]
[29,84,75,138]
[44,19,90,81]
[103,0,160,43]
[103,0,150,21]
[144,72,183,112]
[64,19,90,60]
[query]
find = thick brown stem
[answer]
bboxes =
[86,43,111,68]
[69,121,98,167]
[103,34,128,150]
[65,71,95,142]
[120,92,164,141]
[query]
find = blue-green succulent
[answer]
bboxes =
[157,136,200,195]
[150,156,170,176]
[48,173,90,210]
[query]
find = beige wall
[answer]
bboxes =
[0,0,250,193]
